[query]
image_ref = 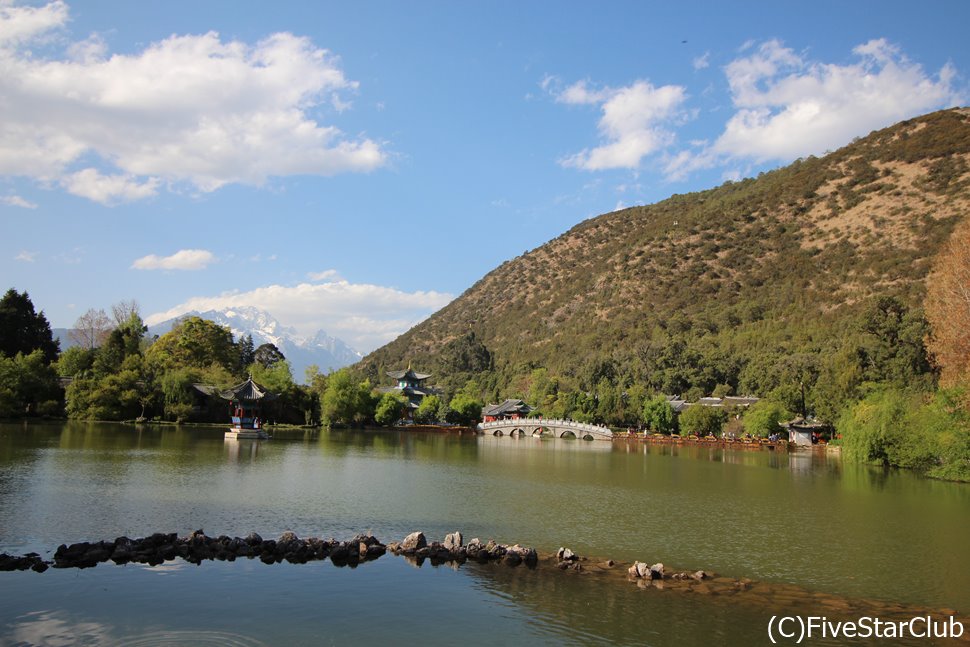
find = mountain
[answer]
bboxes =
[358,108,970,405]
[148,306,361,381]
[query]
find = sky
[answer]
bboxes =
[2,0,968,354]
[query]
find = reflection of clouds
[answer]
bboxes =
[144,560,189,576]
[11,610,115,646]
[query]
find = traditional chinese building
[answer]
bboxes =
[482,399,535,422]
[222,376,277,439]
[381,365,438,416]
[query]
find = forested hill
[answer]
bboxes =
[358,108,970,418]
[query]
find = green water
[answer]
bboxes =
[0,422,967,645]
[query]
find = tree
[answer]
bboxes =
[56,346,95,378]
[0,289,59,363]
[642,395,676,434]
[375,392,407,426]
[238,334,256,370]
[0,350,59,417]
[321,369,374,425]
[145,316,237,373]
[926,218,970,392]
[679,405,727,437]
[253,343,286,369]
[447,392,483,426]
[249,359,295,394]
[111,299,141,328]
[69,308,113,350]
[414,395,441,424]
[742,400,790,438]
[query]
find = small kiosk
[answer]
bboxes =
[223,376,277,440]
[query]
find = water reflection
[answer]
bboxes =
[0,422,968,616]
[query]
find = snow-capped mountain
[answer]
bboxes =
[148,306,361,381]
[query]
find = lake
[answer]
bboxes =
[0,421,967,645]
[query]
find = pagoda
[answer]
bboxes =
[381,364,437,417]
[222,376,278,440]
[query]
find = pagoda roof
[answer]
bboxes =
[386,368,432,381]
[483,399,534,417]
[221,376,278,402]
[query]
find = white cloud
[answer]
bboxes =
[1,194,37,208]
[672,39,963,177]
[556,79,688,171]
[14,250,36,262]
[693,52,710,70]
[0,1,385,203]
[307,269,341,281]
[145,279,454,353]
[62,169,160,204]
[131,249,216,271]
[0,0,68,46]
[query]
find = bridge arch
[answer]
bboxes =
[479,418,613,441]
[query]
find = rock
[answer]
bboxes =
[605,559,615,567]
[649,563,664,580]
[506,544,537,565]
[628,561,650,578]
[329,543,350,563]
[245,532,263,546]
[443,532,463,551]
[401,532,427,553]
[691,570,707,581]
[504,551,522,566]
[557,547,576,561]
[365,544,386,559]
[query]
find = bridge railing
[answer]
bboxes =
[478,418,612,434]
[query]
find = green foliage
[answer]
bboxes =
[374,392,407,426]
[641,395,676,434]
[321,369,374,425]
[742,400,790,438]
[414,395,441,425]
[447,392,483,426]
[65,367,144,420]
[238,335,256,370]
[253,343,285,368]
[145,316,236,373]
[679,405,728,437]
[159,368,198,422]
[0,350,59,418]
[0,289,59,363]
[56,346,95,378]
[249,359,295,394]
[839,388,969,480]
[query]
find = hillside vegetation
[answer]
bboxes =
[360,109,970,427]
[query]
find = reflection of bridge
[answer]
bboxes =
[477,419,614,441]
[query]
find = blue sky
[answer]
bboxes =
[3,0,968,353]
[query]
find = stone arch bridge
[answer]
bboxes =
[478,418,614,441]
